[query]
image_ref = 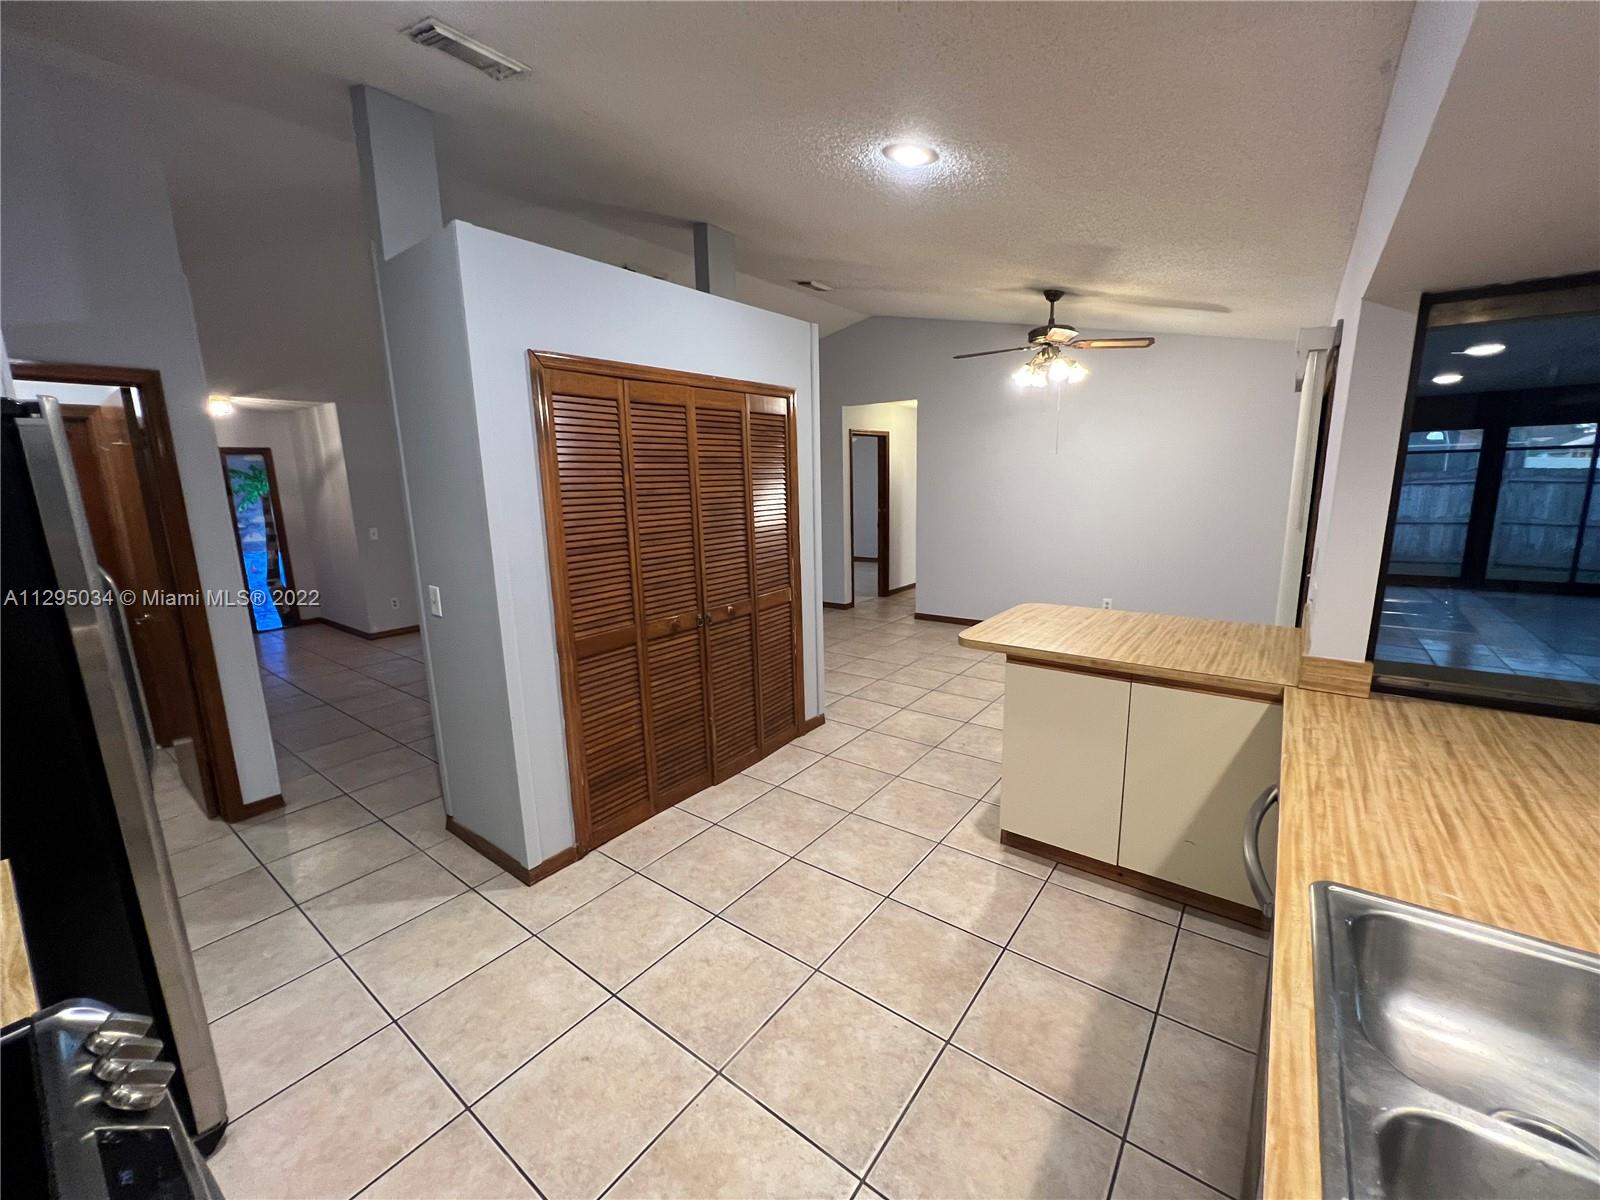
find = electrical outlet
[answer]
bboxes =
[368,527,379,541]
[427,585,443,618]
[1101,597,1113,609]
[390,597,399,609]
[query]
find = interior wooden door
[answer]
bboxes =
[749,397,803,746]
[625,381,713,806]
[692,388,763,775]
[541,369,653,846]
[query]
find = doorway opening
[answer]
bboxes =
[850,429,890,600]
[220,447,300,632]
[1367,273,1600,717]
[11,365,252,819]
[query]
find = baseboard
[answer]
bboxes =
[823,600,854,611]
[1298,655,1373,698]
[233,792,284,821]
[305,617,421,641]
[914,610,981,626]
[1001,830,1267,929]
[445,816,579,886]
[799,712,825,734]
[886,581,915,596]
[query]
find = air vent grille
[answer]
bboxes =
[403,18,529,81]
[795,280,833,293]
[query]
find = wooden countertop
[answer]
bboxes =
[1267,688,1600,1199]
[959,603,1303,700]
[1,860,37,1026]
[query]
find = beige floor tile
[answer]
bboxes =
[1159,931,1268,1050]
[824,899,999,1036]
[324,745,433,792]
[920,652,988,673]
[302,853,464,952]
[907,690,988,721]
[939,723,1003,762]
[643,827,785,910]
[744,744,824,784]
[727,975,939,1172]
[426,836,502,886]
[622,920,809,1066]
[873,708,962,746]
[1011,883,1177,1008]
[823,669,868,696]
[720,788,846,854]
[724,860,880,965]
[268,822,417,902]
[351,766,441,819]
[792,720,863,755]
[209,1026,459,1200]
[194,908,334,1019]
[829,730,931,775]
[943,801,1054,878]
[797,815,934,894]
[831,656,898,681]
[170,831,259,896]
[937,674,1005,701]
[891,846,1043,945]
[609,1078,855,1200]
[297,728,397,770]
[783,756,895,811]
[378,714,436,744]
[850,679,930,708]
[600,806,710,869]
[360,1113,535,1199]
[971,698,1005,730]
[869,1048,1119,1200]
[677,773,771,821]
[539,874,709,989]
[239,796,376,863]
[956,951,1152,1129]
[347,892,528,1015]
[280,772,343,812]
[270,709,371,752]
[407,736,437,760]
[855,778,976,841]
[475,1001,711,1200]
[211,961,388,1114]
[160,805,236,855]
[900,747,1001,798]
[824,696,900,729]
[479,852,632,932]
[1127,1019,1256,1195]
[1051,864,1184,924]
[179,865,292,949]
[1180,908,1270,954]
[1112,1146,1229,1199]
[887,665,955,690]
[403,938,606,1100]
[386,797,448,849]
[274,748,317,785]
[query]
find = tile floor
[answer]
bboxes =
[1376,585,1600,683]
[164,599,1267,1199]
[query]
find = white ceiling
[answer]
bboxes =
[5,0,1414,352]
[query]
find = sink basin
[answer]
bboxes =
[1311,883,1600,1200]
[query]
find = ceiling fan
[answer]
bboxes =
[953,288,1155,387]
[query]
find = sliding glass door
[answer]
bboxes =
[1484,423,1599,585]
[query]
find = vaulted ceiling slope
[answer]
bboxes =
[5,1,1413,348]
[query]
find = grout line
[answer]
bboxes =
[1105,910,1185,1199]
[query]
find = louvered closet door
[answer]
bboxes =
[544,370,651,846]
[624,381,713,805]
[691,389,762,774]
[748,397,802,747]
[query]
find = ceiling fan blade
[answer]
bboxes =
[1068,337,1156,350]
[952,346,1033,359]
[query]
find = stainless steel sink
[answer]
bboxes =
[1311,883,1600,1199]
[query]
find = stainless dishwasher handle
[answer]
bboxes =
[1243,784,1279,920]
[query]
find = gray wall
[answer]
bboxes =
[821,317,1299,623]
[2,37,279,803]
[851,436,879,558]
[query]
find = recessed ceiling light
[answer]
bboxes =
[207,395,234,417]
[1431,372,1464,386]
[1457,342,1507,357]
[882,142,939,168]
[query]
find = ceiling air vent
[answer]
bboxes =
[795,280,834,293]
[402,18,529,82]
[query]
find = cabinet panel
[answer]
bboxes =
[999,662,1129,863]
[1119,683,1282,908]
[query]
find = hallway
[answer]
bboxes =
[160,603,1264,1200]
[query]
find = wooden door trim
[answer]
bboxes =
[613,384,662,811]
[218,445,302,629]
[10,362,264,821]
[849,429,891,598]
[532,352,792,399]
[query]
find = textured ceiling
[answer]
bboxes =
[4,1,1413,342]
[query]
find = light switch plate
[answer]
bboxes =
[427,585,443,618]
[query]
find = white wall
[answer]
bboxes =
[2,37,279,804]
[843,401,919,595]
[821,318,1298,623]
[381,222,823,869]
[850,436,878,558]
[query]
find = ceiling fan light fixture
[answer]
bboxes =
[882,142,939,168]
[1458,342,1506,357]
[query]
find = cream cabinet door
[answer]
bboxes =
[1118,683,1282,908]
[999,662,1130,863]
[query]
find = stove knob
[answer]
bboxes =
[85,1012,154,1056]
[103,1061,176,1113]
[92,1036,165,1082]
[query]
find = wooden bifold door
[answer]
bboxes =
[531,353,805,851]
